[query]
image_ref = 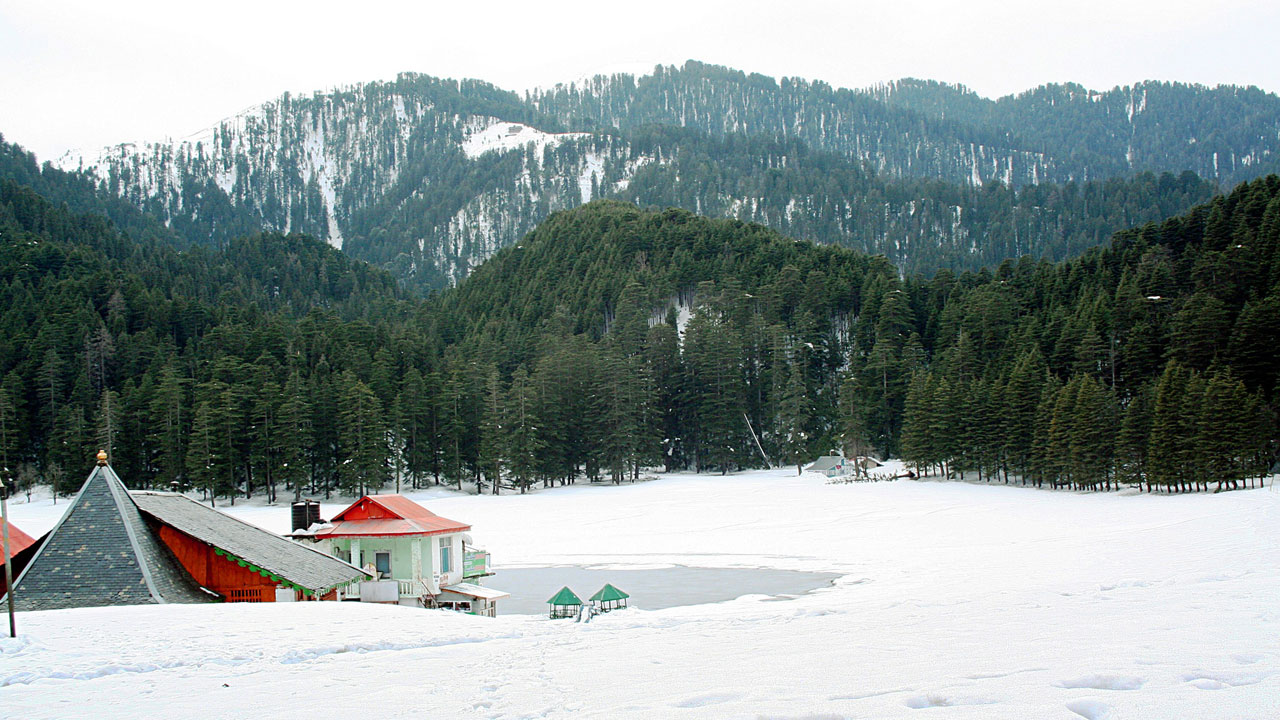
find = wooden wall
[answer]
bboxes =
[156,525,280,602]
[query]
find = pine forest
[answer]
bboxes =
[2,117,1277,502]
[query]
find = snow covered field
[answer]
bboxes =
[3,466,1279,719]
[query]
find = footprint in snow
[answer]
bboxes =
[673,691,742,708]
[1181,669,1269,688]
[1057,674,1145,691]
[1066,699,1113,720]
[903,693,998,709]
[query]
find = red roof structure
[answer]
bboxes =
[2,522,38,559]
[312,495,471,538]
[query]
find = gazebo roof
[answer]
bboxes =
[588,583,629,602]
[547,586,582,606]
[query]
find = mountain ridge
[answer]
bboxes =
[48,61,1280,290]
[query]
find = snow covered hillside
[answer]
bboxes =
[3,468,1278,719]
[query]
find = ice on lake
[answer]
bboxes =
[493,564,839,614]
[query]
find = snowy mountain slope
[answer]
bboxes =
[3,468,1278,718]
[58,63,1277,289]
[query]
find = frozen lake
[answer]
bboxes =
[492,564,838,615]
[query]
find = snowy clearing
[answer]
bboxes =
[461,118,590,160]
[3,466,1279,719]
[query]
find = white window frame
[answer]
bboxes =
[439,536,452,574]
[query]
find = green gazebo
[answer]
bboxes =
[588,583,629,612]
[547,586,583,618]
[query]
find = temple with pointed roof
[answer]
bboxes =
[2,454,369,611]
[4,456,210,611]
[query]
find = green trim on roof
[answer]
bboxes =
[589,583,629,602]
[547,586,582,605]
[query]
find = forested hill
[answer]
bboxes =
[45,62,1272,290]
[0,177,433,501]
[532,62,1280,186]
[437,182,1280,490]
[2,172,1277,503]
[892,176,1280,491]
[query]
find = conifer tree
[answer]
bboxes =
[1147,361,1189,491]
[505,365,542,492]
[148,362,187,487]
[277,372,313,500]
[776,358,812,474]
[186,401,219,505]
[478,366,505,494]
[1068,375,1117,489]
[337,372,386,496]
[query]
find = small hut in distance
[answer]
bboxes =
[589,583,629,612]
[547,586,582,618]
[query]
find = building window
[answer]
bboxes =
[439,537,452,573]
[375,551,391,579]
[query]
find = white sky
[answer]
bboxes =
[2,0,1278,163]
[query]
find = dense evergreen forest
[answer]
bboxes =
[1,148,1277,500]
[894,176,1280,491]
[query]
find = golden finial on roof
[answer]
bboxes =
[96,450,108,466]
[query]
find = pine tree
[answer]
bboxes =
[478,366,505,494]
[0,377,21,479]
[898,372,932,475]
[337,372,386,496]
[186,401,219,505]
[1003,349,1047,481]
[505,365,542,492]
[148,361,188,487]
[1147,361,1190,492]
[1068,375,1117,489]
[776,358,812,474]
[398,367,433,489]
[95,389,122,465]
[1116,384,1154,488]
[277,372,313,501]
[1045,376,1080,488]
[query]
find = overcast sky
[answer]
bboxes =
[2,0,1278,163]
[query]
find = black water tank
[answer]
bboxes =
[291,500,321,531]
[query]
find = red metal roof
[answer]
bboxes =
[1,521,39,563]
[314,495,471,538]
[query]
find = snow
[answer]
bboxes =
[578,151,604,203]
[461,118,590,160]
[3,466,1279,718]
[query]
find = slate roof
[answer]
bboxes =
[4,465,210,611]
[131,491,369,594]
[806,456,846,473]
[312,494,471,538]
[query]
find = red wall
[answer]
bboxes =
[156,525,282,602]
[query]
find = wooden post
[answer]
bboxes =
[2,473,15,637]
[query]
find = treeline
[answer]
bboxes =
[892,177,1280,490]
[2,167,1277,502]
